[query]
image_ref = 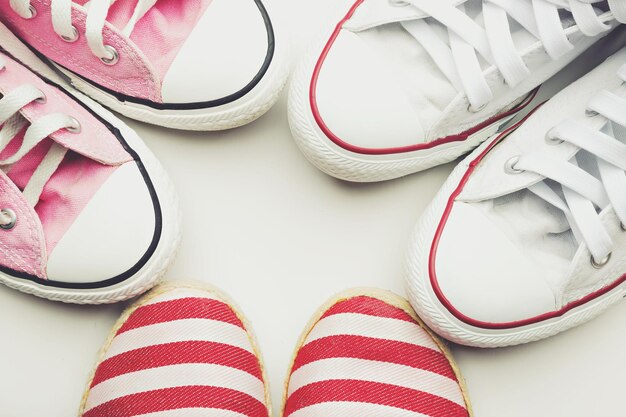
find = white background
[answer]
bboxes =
[1,1,625,416]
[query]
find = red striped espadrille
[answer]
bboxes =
[80,282,270,417]
[282,289,472,417]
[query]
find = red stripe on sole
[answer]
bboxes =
[320,296,414,322]
[284,380,468,417]
[83,386,268,417]
[91,341,263,387]
[291,335,456,380]
[118,297,244,334]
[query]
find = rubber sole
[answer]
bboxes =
[61,49,289,131]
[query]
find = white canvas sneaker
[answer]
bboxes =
[406,46,626,348]
[289,0,625,182]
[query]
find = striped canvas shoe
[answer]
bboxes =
[282,289,472,417]
[80,282,270,417]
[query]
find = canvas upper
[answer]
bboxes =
[80,283,270,417]
[283,291,471,417]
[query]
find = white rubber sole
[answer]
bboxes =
[288,37,520,183]
[405,137,626,348]
[0,25,182,304]
[60,46,289,131]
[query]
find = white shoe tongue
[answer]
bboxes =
[344,0,468,32]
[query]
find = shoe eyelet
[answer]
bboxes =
[504,155,524,174]
[35,92,47,104]
[60,26,79,43]
[468,102,487,113]
[591,252,611,269]
[0,208,17,230]
[24,4,37,19]
[16,4,37,19]
[100,45,119,65]
[545,129,564,145]
[66,117,82,134]
[585,109,599,117]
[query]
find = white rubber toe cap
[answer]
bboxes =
[46,162,157,283]
[313,30,424,150]
[161,0,271,104]
[433,202,557,324]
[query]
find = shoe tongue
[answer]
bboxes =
[344,0,468,32]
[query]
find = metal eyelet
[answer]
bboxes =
[60,26,79,43]
[24,4,37,19]
[100,45,119,65]
[66,117,82,134]
[504,156,524,174]
[545,130,564,145]
[591,252,611,269]
[468,102,488,113]
[0,208,17,230]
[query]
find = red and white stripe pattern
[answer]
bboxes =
[81,286,269,417]
[283,293,470,417]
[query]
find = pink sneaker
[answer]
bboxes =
[0,0,287,131]
[283,289,472,417]
[0,25,180,304]
[80,282,270,417]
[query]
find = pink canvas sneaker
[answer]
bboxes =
[0,0,287,131]
[80,282,270,417]
[0,24,180,304]
[283,289,472,417]
[289,0,625,182]
[407,47,626,347]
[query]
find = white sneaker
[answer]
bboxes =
[289,0,625,182]
[406,46,626,347]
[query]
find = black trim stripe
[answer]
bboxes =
[52,0,275,111]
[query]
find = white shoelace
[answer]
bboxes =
[507,62,626,266]
[397,0,625,111]
[0,57,81,211]
[9,0,157,63]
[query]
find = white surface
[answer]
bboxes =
[0,1,624,416]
